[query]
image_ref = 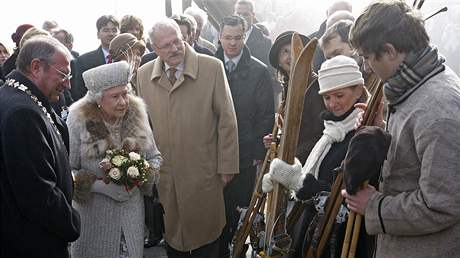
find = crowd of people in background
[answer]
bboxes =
[1,0,460,258]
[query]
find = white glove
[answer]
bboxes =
[262,174,274,193]
[262,158,304,193]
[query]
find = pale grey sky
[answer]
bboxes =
[1,0,366,53]
[1,0,458,75]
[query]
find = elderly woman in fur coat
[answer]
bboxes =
[67,61,162,258]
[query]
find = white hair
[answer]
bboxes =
[148,18,182,45]
[184,7,208,29]
[183,14,198,32]
[326,10,355,29]
[327,0,352,17]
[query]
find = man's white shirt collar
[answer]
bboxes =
[224,50,244,68]
[102,47,110,63]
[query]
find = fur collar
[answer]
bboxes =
[69,94,153,158]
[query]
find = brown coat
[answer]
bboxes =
[136,44,239,251]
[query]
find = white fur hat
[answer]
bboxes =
[318,55,364,95]
[83,61,130,94]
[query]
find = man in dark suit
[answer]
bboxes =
[234,0,272,66]
[172,14,214,56]
[215,15,274,257]
[308,0,353,72]
[0,37,80,257]
[71,15,119,100]
[53,28,80,59]
[184,7,218,54]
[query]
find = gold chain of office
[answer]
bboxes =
[5,79,61,136]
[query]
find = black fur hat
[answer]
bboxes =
[268,31,310,69]
[343,126,392,194]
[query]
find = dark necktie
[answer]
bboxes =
[227,60,235,73]
[168,67,177,85]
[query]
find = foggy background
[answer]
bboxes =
[1,0,459,75]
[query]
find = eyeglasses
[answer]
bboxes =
[49,64,72,82]
[221,35,245,41]
[155,38,183,51]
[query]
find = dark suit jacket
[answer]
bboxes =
[0,71,80,258]
[215,46,274,166]
[194,43,213,56]
[308,20,327,73]
[140,51,158,67]
[1,50,18,78]
[70,46,106,100]
[71,50,80,59]
[246,25,272,66]
[0,66,4,83]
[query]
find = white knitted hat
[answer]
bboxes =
[318,55,364,95]
[83,61,130,94]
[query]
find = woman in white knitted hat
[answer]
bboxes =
[67,61,162,258]
[262,55,371,257]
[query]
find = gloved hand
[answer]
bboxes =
[73,171,97,203]
[262,158,304,193]
[295,173,329,201]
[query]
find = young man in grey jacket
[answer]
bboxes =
[342,1,460,258]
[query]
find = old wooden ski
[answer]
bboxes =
[264,35,318,256]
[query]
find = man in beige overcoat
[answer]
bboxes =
[136,19,239,257]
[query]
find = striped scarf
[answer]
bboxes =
[384,46,445,104]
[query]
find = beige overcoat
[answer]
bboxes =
[136,44,239,251]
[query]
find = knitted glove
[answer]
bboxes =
[73,171,97,203]
[262,158,303,193]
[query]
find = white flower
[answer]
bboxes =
[112,155,128,166]
[108,168,122,180]
[106,150,113,155]
[127,166,140,178]
[129,152,141,161]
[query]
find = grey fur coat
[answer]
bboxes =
[67,94,162,258]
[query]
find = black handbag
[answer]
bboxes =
[144,185,165,238]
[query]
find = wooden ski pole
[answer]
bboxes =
[340,72,383,258]
[348,182,367,258]
[231,122,280,258]
[306,172,344,258]
[340,210,355,258]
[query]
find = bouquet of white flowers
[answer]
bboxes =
[99,149,154,191]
